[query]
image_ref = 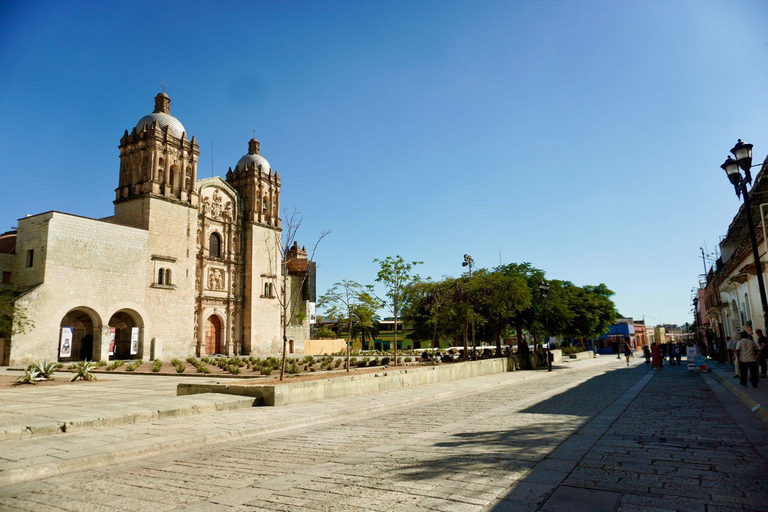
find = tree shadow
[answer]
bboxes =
[377,365,650,507]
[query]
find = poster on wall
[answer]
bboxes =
[309,302,316,324]
[130,327,139,355]
[60,327,73,358]
[108,327,116,356]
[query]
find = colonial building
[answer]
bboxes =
[0,93,314,366]
[704,155,768,351]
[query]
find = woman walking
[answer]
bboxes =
[651,343,663,370]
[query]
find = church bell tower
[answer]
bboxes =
[115,93,200,208]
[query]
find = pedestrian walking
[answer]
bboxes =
[735,331,759,388]
[643,344,651,365]
[675,343,682,366]
[726,336,734,365]
[669,342,676,366]
[757,329,768,378]
[651,343,662,370]
[623,337,632,366]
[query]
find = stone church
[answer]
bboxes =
[0,93,315,366]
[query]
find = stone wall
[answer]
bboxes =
[10,212,149,365]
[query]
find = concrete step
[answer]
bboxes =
[0,393,256,442]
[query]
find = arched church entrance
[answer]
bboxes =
[204,315,222,354]
[108,310,142,360]
[59,309,97,362]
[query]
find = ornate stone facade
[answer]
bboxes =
[0,93,314,365]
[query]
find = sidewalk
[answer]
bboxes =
[706,359,768,425]
[0,356,624,487]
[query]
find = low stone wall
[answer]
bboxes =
[178,357,515,406]
[568,350,594,360]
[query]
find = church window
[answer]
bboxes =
[158,268,165,285]
[209,233,222,259]
[165,269,172,285]
[25,250,33,268]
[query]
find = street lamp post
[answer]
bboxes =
[539,280,552,371]
[462,254,475,359]
[720,139,768,333]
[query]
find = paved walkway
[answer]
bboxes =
[1,357,767,511]
[0,369,255,441]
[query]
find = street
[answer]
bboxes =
[1,358,767,511]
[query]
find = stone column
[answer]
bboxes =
[96,325,110,362]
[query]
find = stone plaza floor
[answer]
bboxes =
[0,356,766,511]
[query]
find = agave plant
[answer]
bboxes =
[16,368,46,385]
[31,360,59,381]
[70,360,98,382]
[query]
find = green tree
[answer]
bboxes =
[0,291,34,339]
[318,279,381,371]
[472,266,532,357]
[350,298,381,349]
[373,256,422,366]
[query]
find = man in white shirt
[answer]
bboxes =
[735,331,760,388]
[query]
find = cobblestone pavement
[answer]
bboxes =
[1,359,766,511]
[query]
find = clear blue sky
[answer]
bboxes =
[2,0,767,326]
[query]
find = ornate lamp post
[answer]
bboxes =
[462,254,476,359]
[720,139,768,333]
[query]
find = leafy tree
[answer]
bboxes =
[373,256,422,366]
[350,299,381,349]
[0,291,34,339]
[319,281,381,371]
[402,279,463,350]
[472,266,532,357]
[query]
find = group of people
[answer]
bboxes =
[640,340,685,370]
[725,329,768,388]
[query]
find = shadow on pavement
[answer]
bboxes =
[387,363,651,509]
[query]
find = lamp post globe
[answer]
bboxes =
[731,139,753,172]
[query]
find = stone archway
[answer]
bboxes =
[108,310,143,360]
[59,308,98,362]
[204,315,222,355]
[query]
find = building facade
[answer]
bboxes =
[0,93,314,366]
[704,156,768,351]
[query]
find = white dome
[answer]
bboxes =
[135,112,186,138]
[236,153,271,172]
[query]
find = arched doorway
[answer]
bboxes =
[205,315,222,355]
[59,309,96,362]
[109,310,141,360]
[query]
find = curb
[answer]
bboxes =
[710,369,768,426]
[0,393,256,443]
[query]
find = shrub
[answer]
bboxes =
[334,359,342,368]
[404,357,412,363]
[16,368,45,385]
[227,365,241,375]
[356,359,368,368]
[70,360,98,382]
[151,360,162,372]
[175,362,185,373]
[106,360,124,371]
[380,357,390,366]
[97,360,107,367]
[170,358,182,366]
[260,366,273,376]
[125,361,142,372]
[371,358,380,367]
[312,326,337,339]
[286,362,300,374]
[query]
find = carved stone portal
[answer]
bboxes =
[207,268,224,290]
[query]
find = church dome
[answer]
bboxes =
[235,138,271,172]
[135,112,186,138]
[134,93,186,138]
